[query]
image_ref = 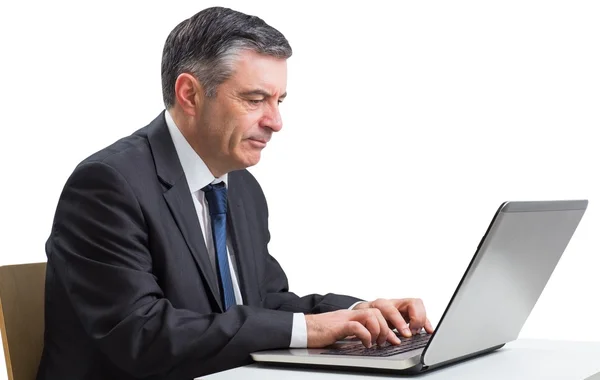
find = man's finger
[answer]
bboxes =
[363,311,382,346]
[388,329,401,345]
[345,321,372,348]
[408,299,428,334]
[376,301,412,338]
[424,318,434,334]
[371,308,395,346]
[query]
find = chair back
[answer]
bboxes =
[0,263,46,380]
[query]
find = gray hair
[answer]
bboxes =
[161,7,292,108]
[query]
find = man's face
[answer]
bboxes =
[195,50,287,172]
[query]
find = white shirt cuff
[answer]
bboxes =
[290,313,308,348]
[349,301,366,310]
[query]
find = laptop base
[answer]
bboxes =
[253,344,505,376]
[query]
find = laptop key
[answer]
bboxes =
[321,334,431,357]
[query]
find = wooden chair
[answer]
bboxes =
[0,263,46,380]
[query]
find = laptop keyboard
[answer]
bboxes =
[320,332,431,357]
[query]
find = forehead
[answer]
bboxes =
[226,50,287,94]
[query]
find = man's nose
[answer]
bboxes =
[260,104,283,132]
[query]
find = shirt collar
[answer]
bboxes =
[164,110,228,193]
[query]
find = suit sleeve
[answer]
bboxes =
[243,172,365,313]
[49,161,295,379]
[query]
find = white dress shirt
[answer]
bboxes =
[164,111,308,347]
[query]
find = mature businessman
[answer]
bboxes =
[37,6,433,380]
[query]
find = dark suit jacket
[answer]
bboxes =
[36,111,361,380]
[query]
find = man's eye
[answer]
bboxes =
[249,99,263,104]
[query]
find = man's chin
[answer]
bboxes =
[235,152,262,170]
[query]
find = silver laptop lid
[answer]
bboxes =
[422,200,588,367]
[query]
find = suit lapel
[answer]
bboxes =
[163,185,223,311]
[227,172,261,307]
[146,111,223,312]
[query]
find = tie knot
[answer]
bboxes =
[202,182,228,215]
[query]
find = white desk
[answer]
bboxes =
[200,339,600,379]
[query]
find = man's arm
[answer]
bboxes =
[49,161,295,379]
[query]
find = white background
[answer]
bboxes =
[0,1,599,378]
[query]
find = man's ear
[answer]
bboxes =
[174,73,205,116]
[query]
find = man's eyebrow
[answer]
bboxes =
[239,90,287,99]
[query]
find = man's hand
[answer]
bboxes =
[305,309,402,348]
[353,298,434,338]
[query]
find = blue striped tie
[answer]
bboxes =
[202,182,236,311]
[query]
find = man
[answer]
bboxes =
[37,6,433,380]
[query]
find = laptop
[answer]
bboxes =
[251,200,588,374]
